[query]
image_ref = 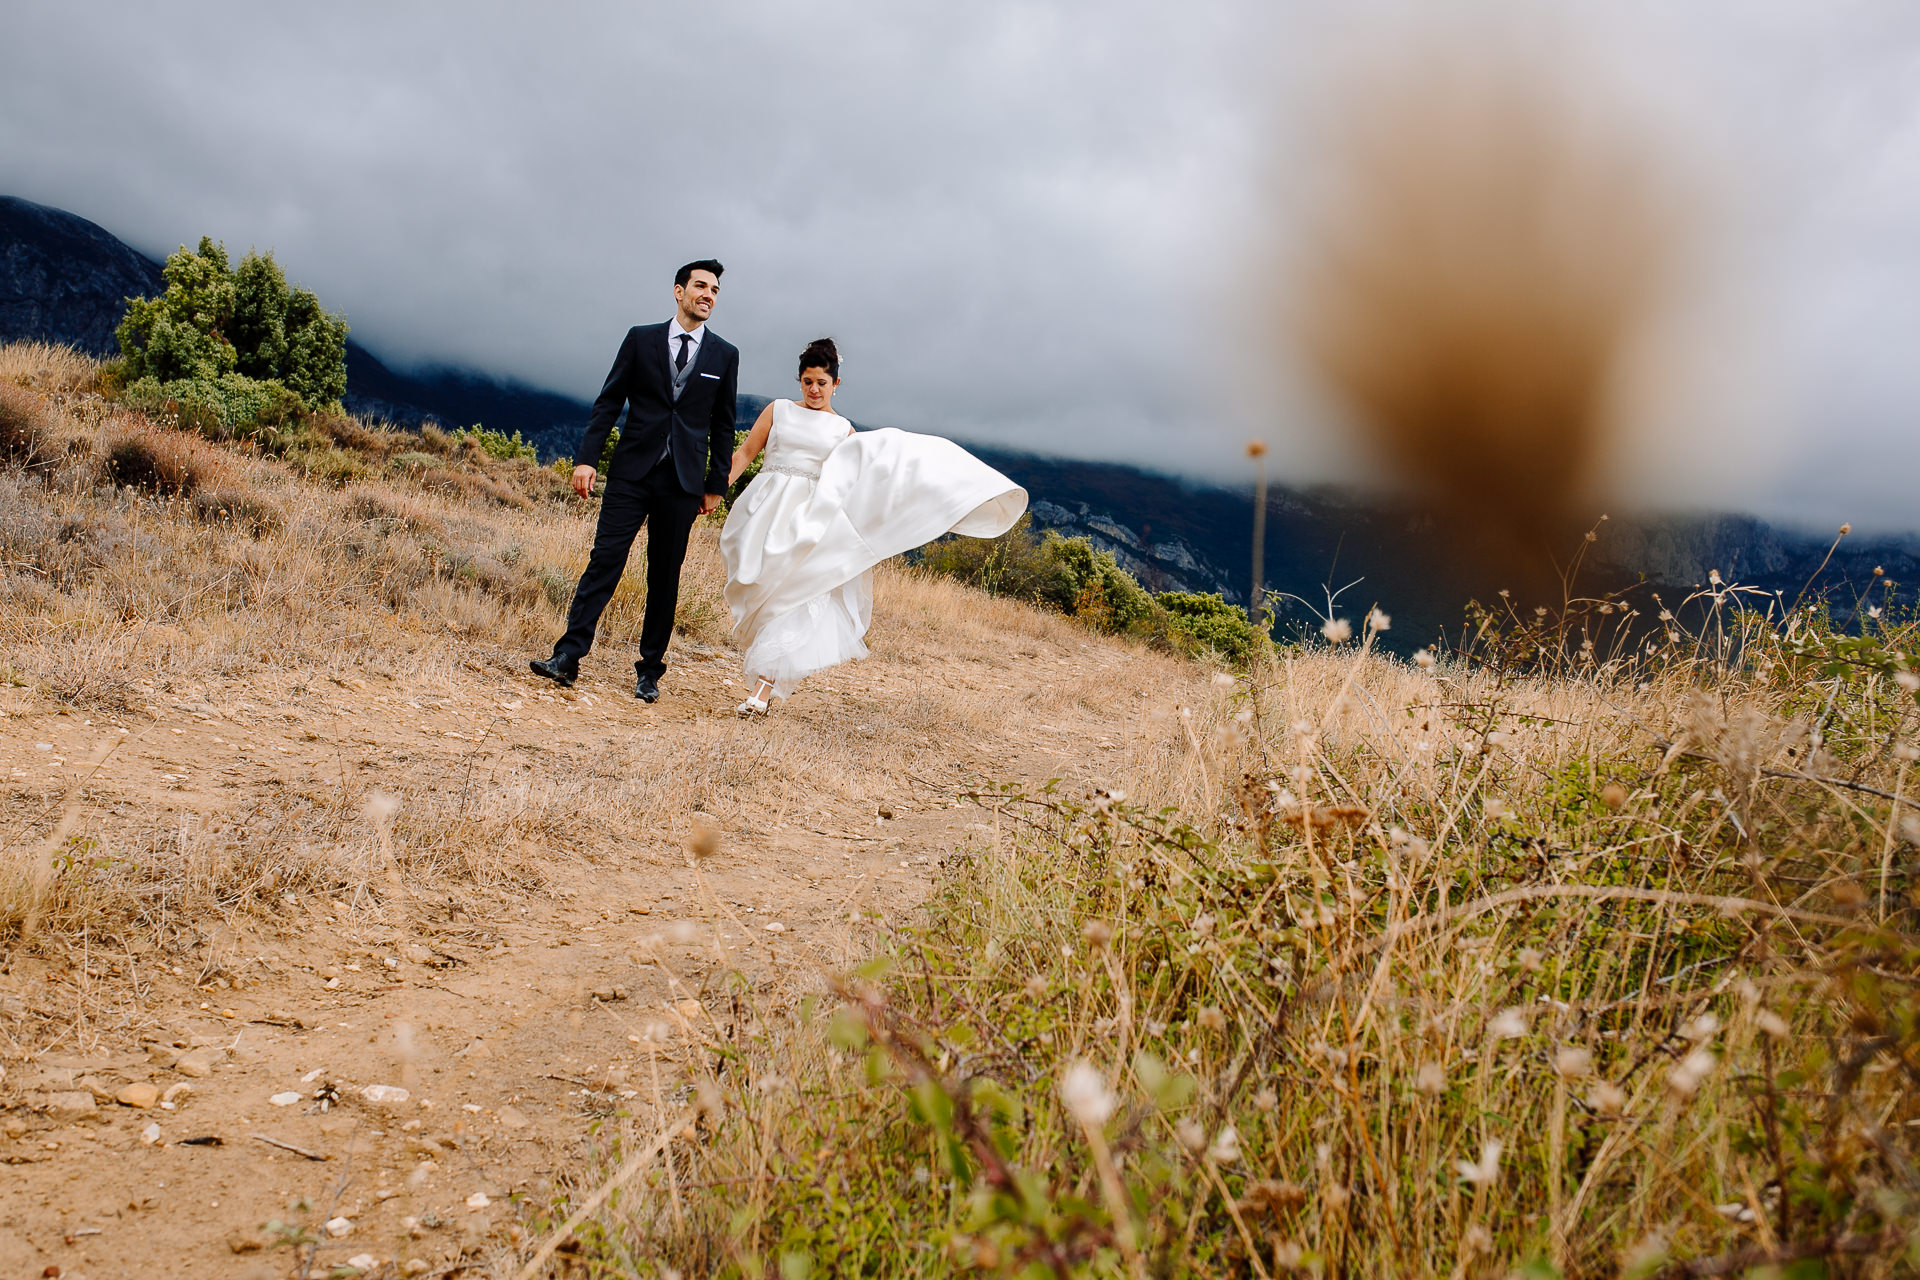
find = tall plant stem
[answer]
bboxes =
[1249,448,1269,629]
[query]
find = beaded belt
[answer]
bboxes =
[762,463,821,480]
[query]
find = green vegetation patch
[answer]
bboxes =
[113,236,347,436]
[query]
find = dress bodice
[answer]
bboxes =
[762,399,848,479]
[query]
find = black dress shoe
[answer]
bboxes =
[634,671,660,703]
[529,656,577,687]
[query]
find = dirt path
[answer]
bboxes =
[0,605,1194,1278]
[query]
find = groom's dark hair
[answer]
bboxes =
[674,259,725,288]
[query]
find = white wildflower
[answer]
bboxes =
[1208,1124,1242,1163]
[1366,607,1391,633]
[1320,617,1352,644]
[1668,1047,1717,1098]
[1553,1047,1593,1080]
[1682,1012,1720,1042]
[1489,1007,1528,1040]
[1413,648,1436,669]
[1455,1139,1503,1186]
[1059,1061,1117,1127]
[1175,1117,1207,1151]
[1590,1082,1627,1115]
[1416,1062,1446,1095]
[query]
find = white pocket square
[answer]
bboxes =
[699,372,721,379]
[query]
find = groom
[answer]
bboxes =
[531,260,739,702]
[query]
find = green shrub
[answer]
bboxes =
[120,373,301,441]
[454,423,539,464]
[115,236,348,432]
[1157,590,1260,663]
[924,517,1221,648]
[1044,531,1155,630]
[921,513,1078,612]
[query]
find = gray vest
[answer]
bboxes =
[670,332,698,401]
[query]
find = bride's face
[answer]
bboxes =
[799,367,839,410]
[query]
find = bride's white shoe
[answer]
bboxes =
[735,678,774,717]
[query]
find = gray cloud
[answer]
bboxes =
[3,1,1916,529]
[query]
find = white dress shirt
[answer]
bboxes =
[667,316,705,372]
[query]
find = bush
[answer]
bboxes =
[114,236,348,432]
[100,431,207,496]
[454,423,539,463]
[120,373,302,441]
[191,488,283,536]
[0,384,55,472]
[923,517,1238,651]
[1157,590,1261,663]
[310,411,392,457]
[921,513,1078,612]
[1045,531,1156,630]
[289,446,368,488]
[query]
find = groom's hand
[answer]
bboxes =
[571,465,597,498]
[699,493,722,516]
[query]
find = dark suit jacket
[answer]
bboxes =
[577,322,738,495]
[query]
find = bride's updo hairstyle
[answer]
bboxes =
[797,337,840,379]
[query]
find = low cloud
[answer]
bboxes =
[2,0,1915,528]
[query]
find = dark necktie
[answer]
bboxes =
[676,333,692,373]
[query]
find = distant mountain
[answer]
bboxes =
[6,193,1913,649]
[2,194,166,352]
[0,195,596,447]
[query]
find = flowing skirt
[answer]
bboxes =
[722,427,1026,695]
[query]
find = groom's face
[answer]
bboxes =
[675,270,719,324]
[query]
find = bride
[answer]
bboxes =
[720,338,1027,715]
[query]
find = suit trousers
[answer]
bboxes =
[554,456,703,679]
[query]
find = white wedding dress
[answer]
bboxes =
[721,398,1027,697]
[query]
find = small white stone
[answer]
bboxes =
[140,1122,162,1145]
[347,1254,377,1271]
[763,922,786,933]
[269,1091,302,1106]
[362,1084,411,1105]
[324,1216,353,1237]
[465,1192,491,1209]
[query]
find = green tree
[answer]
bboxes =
[116,236,239,384]
[115,237,348,433]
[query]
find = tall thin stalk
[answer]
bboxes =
[1248,440,1269,629]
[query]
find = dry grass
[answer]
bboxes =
[562,607,1920,1276]
[6,342,1912,1278]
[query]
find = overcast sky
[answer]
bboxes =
[4,1,1917,530]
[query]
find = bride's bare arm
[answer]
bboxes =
[728,403,774,485]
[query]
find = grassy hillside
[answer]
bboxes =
[1,340,1916,1279]
[550,557,1920,1269]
